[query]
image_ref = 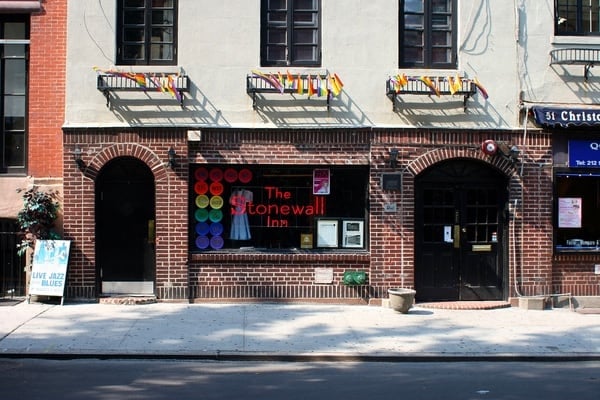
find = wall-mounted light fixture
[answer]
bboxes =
[73,146,85,171]
[167,147,177,168]
[389,148,399,169]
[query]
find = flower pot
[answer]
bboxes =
[388,288,416,314]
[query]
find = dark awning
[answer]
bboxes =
[0,0,41,13]
[532,105,600,128]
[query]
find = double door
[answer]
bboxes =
[415,164,507,301]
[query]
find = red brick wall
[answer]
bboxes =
[61,126,599,301]
[29,1,66,177]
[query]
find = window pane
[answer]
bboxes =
[4,116,24,131]
[3,44,25,58]
[404,0,424,13]
[293,11,317,25]
[151,43,173,60]
[123,44,144,60]
[405,14,423,27]
[292,45,317,62]
[152,10,173,25]
[405,30,423,46]
[124,10,145,24]
[124,27,144,42]
[432,47,451,63]
[267,29,286,44]
[3,22,26,40]
[151,27,173,42]
[432,15,451,28]
[432,0,451,13]
[268,0,287,9]
[124,0,145,7]
[5,132,25,167]
[404,47,423,63]
[266,45,286,61]
[153,0,174,7]
[4,96,25,117]
[268,11,287,23]
[294,0,317,10]
[293,28,317,44]
[4,60,26,94]
[432,31,451,46]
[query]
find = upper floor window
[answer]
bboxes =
[117,0,177,65]
[399,0,456,69]
[0,17,28,175]
[261,0,321,67]
[555,0,600,35]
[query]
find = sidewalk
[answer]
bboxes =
[1,300,600,361]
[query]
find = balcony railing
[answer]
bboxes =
[386,75,480,112]
[550,48,600,81]
[96,72,190,107]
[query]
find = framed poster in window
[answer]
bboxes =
[342,220,364,248]
[317,219,338,248]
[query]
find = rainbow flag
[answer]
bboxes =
[167,75,182,102]
[251,70,284,93]
[307,75,315,97]
[419,76,440,97]
[328,73,343,97]
[296,74,304,94]
[473,77,489,99]
[286,70,294,88]
[316,75,327,97]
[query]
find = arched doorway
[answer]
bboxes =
[96,157,155,295]
[414,159,509,302]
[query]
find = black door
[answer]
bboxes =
[96,157,155,293]
[415,160,508,302]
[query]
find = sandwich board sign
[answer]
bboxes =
[28,240,70,305]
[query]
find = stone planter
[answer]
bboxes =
[388,288,416,314]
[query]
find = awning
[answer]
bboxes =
[531,105,600,128]
[0,0,41,13]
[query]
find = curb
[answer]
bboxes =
[2,351,600,363]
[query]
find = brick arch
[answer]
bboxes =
[84,143,168,182]
[405,146,518,179]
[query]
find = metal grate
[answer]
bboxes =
[0,219,25,297]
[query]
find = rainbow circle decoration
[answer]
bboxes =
[238,168,252,183]
[195,235,210,249]
[209,181,224,196]
[209,168,223,182]
[210,235,224,249]
[224,168,238,183]
[209,222,224,236]
[194,208,209,222]
[195,222,210,236]
[209,208,223,222]
[194,181,208,195]
[194,167,209,181]
[195,194,209,208]
[209,195,224,209]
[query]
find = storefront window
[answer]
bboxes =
[555,172,600,252]
[189,165,368,251]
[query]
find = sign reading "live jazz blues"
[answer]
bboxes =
[569,140,600,168]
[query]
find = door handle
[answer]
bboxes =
[453,225,460,248]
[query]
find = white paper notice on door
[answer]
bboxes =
[558,197,582,228]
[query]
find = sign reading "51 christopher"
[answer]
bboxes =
[569,140,600,168]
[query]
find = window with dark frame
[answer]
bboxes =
[555,0,600,36]
[0,17,28,175]
[399,0,456,69]
[117,0,177,66]
[189,165,368,251]
[554,173,600,252]
[261,0,321,67]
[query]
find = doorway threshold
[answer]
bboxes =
[416,301,511,310]
[99,294,157,305]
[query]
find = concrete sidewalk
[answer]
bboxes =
[1,300,599,360]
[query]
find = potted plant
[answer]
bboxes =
[388,288,416,313]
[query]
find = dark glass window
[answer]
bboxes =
[555,0,600,35]
[117,0,177,65]
[189,165,368,251]
[0,17,28,174]
[399,0,456,69]
[554,173,600,252]
[261,0,321,67]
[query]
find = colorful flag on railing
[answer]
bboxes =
[296,74,304,94]
[328,73,343,97]
[472,77,489,99]
[251,70,284,93]
[419,76,440,97]
[316,75,327,97]
[286,70,294,88]
[307,75,315,97]
[167,74,182,103]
